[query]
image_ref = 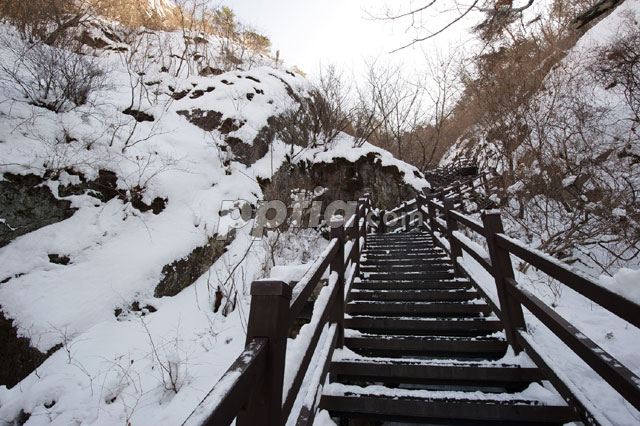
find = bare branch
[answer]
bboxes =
[389,1,480,52]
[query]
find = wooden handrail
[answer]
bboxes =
[496,233,640,329]
[182,338,268,426]
[289,240,338,323]
[378,172,489,234]
[451,231,492,274]
[401,180,640,424]
[283,274,339,417]
[295,324,338,426]
[449,210,486,237]
[183,194,372,426]
[505,277,640,413]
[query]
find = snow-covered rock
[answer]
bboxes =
[0,15,429,425]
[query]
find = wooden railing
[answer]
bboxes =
[182,196,370,426]
[382,173,490,233]
[424,157,477,177]
[390,192,640,426]
[183,166,639,426]
[423,158,478,187]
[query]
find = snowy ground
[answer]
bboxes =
[0,18,429,426]
[1,1,637,424]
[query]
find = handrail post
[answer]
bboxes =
[482,211,526,353]
[443,198,463,275]
[427,198,437,238]
[237,280,292,426]
[403,201,410,232]
[362,195,369,250]
[455,183,463,206]
[353,201,361,278]
[330,219,345,348]
[416,195,424,230]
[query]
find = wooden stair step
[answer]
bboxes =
[364,247,442,253]
[366,235,431,241]
[344,333,507,357]
[365,241,433,245]
[320,387,577,425]
[362,258,452,265]
[345,316,502,335]
[364,241,438,246]
[329,359,543,388]
[346,301,492,317]
[355,279,472,290]
[365,247,438,253]
[367,233,427,236]
[365,243,435,249]
[363,271,456,281]
[350,289,480,302]
[366,236,433,241]
[363,253,446,260]
[363,252,448,260]
[364,247,444,253]
[361,264,453,273]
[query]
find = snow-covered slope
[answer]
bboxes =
[442,0,640,274]
[0,18,429,425]
[440,2,640,424]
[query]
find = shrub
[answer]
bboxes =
[592,18,640,123]
[0,35,108,112]
[0,0,97,45]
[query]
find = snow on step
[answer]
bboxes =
[322,382,564,406]
[343,329,506,340]
[332,346,537,367]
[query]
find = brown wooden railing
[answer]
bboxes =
[182,196,370,426]
[183,166,640,426]
[424,157,477,179]
[389,191,640,426]
[382,173,491,233]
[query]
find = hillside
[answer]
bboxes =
[435,3,640,424]
[1,1,639,425]
[437,0,640,276]
[0,12,429,426]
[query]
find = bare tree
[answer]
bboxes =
[349,93,382,148]
[169,0,212,77]
[230,22,271,70]
[374,0,537,50]
[307,64,353,149]
[466,34,640,272]
[0,0,98,45]
[592,17,640,123]
[415,47,461,169]
[362,59,425,161]
[210,5,241,71]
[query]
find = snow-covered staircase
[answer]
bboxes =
[320,232,578,425]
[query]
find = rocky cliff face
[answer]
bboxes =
[0,174,76,248]
[263,152,421,212]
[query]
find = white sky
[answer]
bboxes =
[221,0,474,79]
